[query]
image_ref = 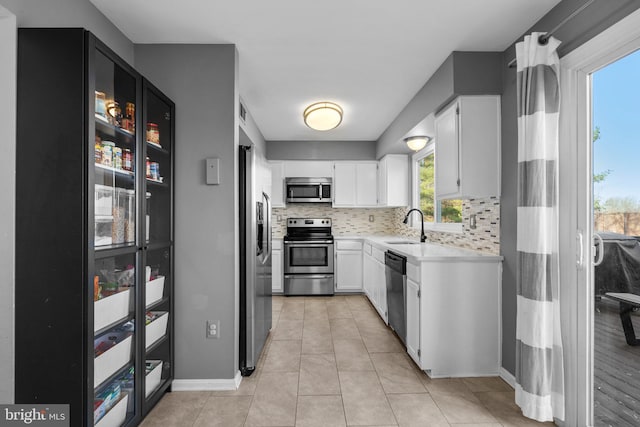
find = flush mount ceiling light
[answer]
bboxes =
[404,136,431,151]
[303,101,343,131]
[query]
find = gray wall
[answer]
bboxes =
[376,52,502,158]
[135,44,240,380]
[267,140,377,160]
[499,0,640,376]
[0,4,16,404]
[0,0,134,64]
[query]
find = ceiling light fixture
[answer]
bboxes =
[404,136,431,151]
[303,101,343,131]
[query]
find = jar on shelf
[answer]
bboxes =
[123,149,133,171]
[124,102,135,133]
[113,147,123,170]
[146,123,160,144]
[106,101,122,127]
[150,162,160,181]
[94,137,102,163]
[101,141,114,167]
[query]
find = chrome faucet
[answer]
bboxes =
[403,208,427,243]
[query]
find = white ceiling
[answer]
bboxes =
[91,0,561,142]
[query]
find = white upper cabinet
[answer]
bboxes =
[434,95,501,199]
[333,162,378,207]
[333,163,357,206]
[268,161,285,207]
[284,161,333,178]
[356,163,378,206]
[378,154,408,207]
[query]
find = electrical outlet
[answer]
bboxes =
[470,214,477,229]
[369,215,374,222]
[206,320,220,339]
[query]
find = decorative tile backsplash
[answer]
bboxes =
[393,197,500,254]
[272,205,398,237]
[272,197,500,255]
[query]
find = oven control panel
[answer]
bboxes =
[287,218,331,227]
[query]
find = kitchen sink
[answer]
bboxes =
[385,240,420,245]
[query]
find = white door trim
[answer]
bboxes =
[559,8,640,426]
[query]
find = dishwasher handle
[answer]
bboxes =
[384,251,407,274]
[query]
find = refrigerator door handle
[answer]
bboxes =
[262,192,271,263]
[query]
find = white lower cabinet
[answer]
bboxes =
[405,276,420,365]
[364,245,388,323]
[417,260,501,377]
[335,240,363,291]
[362,239,501,378]
[272,240,283,293]
[362,243,374,299]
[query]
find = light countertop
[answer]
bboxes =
[335,235,503,263]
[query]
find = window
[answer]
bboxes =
[413,143,463,231]
[417,153,435,222]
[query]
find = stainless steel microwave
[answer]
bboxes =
[285,177,332,203]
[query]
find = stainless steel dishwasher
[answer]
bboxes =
[385,250,407,345]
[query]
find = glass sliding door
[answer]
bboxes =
[559,11,640,426]
[590,49,640,427]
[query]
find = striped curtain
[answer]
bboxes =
[515,32,564,422]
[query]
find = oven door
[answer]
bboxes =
[284,240,334,274]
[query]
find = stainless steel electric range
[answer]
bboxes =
[283,218,334,296]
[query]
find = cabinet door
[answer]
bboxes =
[144,84,174,245]
[379,155,409,207]
[93,46,141,425]
[336,251,363,291]
[435,101,460,198]
[272,249,283,292]
[142,81,174,410]
[284,161,333,178]
[356,163,378,206]
[333,163,357,206]
[373,259,388,323]
[458,96,501,198]
[406,278,421,366]
[362,254,375,300]
[269,161,285,207]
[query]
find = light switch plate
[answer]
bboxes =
[206,158,220,185]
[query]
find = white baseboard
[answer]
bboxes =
[499,367,516,389]
[172,371,242,391]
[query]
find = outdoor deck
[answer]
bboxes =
[594,297,640,426]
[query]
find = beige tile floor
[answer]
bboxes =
[141,295,555,427]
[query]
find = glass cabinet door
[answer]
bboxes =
[144,86,173,245]
[144,247,172,401]
[93,49,138,249]
[93,253,137,426]
[92,47,139,427]
[143,82,174,404]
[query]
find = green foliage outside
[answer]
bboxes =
[418,154,435,222]
[593,126,614,213]
[418,154,462,223]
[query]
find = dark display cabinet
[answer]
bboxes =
[16,29,174,427]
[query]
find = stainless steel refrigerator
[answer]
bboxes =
[239,144,272,376]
